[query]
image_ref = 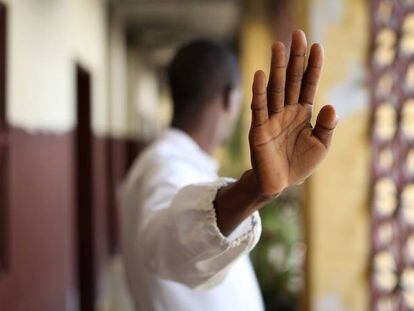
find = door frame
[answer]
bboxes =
[75,64,95,311]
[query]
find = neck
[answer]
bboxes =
[172,114,221,155]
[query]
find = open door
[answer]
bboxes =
[75,64,95,311]
[0,2,8,273]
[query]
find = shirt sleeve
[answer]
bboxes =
[138,177,262,290]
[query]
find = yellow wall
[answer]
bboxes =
[306,0,370,310]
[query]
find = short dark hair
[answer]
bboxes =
[168,39,240,125]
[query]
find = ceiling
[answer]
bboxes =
[110,0,243,65]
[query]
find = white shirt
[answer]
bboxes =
[121,128,264,311]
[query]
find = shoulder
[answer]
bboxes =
[124,137,200,191]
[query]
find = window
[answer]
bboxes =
[0,2,7,272]
[371,0,414,309]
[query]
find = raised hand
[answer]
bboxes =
[249,30,337,197]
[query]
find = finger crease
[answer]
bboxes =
[287,75,303,84]
[267,87,285,94]
[269,108,283,114]
[316,123,336,131]
[300,100,314,106]
[253,91,266,96]
[307,64,322,69]
[302,79,318,86]
[250,105,267,111]
[253,120,268,127]
[291,52,306,57]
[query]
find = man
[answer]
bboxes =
[121,30,337,311]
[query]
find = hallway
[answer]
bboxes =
[0,1,247,310]
[0,0,384,310]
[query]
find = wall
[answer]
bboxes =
[7,0,108,134]
[0,0,111,310]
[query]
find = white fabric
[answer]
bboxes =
[121,128,264,311]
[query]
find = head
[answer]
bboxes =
[168,39,242,149]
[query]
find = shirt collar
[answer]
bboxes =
[165,128,219,173]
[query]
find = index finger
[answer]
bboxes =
[267,42,286,114]
[251,70,269,127]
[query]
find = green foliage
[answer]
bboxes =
[250,189,303,311]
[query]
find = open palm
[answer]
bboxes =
[249,30,337,197]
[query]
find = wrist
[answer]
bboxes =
[213,170,285,236]
[238,170,281,206]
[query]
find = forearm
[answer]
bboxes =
[214,169,283,236]
[140,180,262,289]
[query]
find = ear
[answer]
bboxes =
[222,86,233,111]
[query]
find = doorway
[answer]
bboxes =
[75,64,95,311]
[0,2,7,273]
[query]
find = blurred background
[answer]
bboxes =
[0,0,404,310]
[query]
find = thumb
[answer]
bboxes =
[313,105,338,148]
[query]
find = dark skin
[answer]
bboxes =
[172,102,225,154]
[177,30,337,236]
